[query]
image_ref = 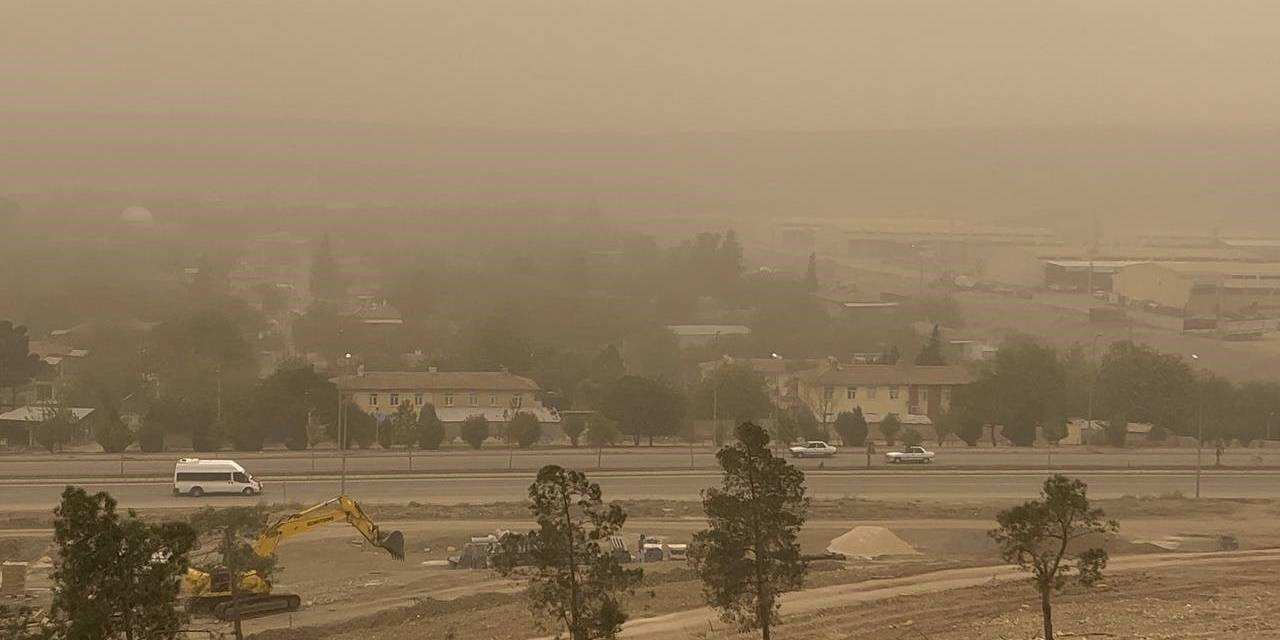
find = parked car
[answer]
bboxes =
[789,441,838,458]
[884,446,935,464]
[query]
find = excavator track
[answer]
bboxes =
[211,593,303,621]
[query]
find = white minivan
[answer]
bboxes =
[173,458,263,497]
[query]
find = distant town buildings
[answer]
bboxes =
[330,369,561,440]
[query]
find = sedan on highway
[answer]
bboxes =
[789,441,838,458]
[885,446,935,464]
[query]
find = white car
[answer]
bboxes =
[885,446,935,464]
[789,441,838,458]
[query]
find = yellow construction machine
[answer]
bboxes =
[184,495,405,621]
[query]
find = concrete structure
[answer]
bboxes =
[794,363,974,424]
[330,370,560,439]
[1113,261,1280,316]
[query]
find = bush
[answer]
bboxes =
[343,404,377,449]
[563,414,586,447]
[461,415,489,450]
[833,410,869,447]
[227,418,265,452]
[139,413,165,452]
[585,418,619,448]
[879,413,903,446]
[416,403,446,450]
[957,414,984,447]
[35,410,75,453]
[1106,414,1128,448]
[901,427,923,448]
[93,409,133,453]
[510,412,541,449]
[191,419,226,452]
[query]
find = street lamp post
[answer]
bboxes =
[1192,353,1203,499]
[341,352,352,495]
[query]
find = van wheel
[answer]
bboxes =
[242,487,256,496]
[188,487,204,498]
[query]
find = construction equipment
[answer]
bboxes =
[184,495,405,621]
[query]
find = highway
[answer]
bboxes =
[3,469,1278,510]
[3,446,1280,479]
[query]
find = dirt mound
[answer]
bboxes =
[827,526,920,559]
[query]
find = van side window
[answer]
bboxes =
[176,472,232,482]
[233,472,248,483]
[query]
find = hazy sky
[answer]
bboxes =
[6,1,1280,132]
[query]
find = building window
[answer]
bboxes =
[512,394,524,408]
[36,384,53,402]
[390,393,399,406]
[846,387,857,400]
[919,387,929,405]
[489,394,498,407]
[823,386,834,401]
[445,393,454,407]
[866,386,878,399]
[889,386,899,400]
[941,388,951,404]
[470,393,479,407]
[369,393,379,406]
[414,393,424,406]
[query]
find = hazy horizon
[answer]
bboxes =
[7,1,1280,133]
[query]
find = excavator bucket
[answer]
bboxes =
[378,530,406,560]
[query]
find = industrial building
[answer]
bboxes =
[1112,261,1280,317]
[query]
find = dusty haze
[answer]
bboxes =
[4,1,1280,227]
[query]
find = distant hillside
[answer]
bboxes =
[3,113,1278,235]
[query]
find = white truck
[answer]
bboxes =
[173,458,263,497]
[788,441,838,458]
[884,446,935,464]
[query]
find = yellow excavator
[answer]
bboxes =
[184,495,406,621]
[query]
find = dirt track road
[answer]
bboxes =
[604,549,1280,640]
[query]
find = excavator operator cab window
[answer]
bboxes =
[233,472,249,483]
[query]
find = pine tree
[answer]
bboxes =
[915,324,947,365]
[690,423,808,639]
[494,466,642,639]
[990,476,1116,640]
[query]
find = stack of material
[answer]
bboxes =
[826,526,920,559]
[1,562,27,596]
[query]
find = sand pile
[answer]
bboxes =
[827,526,920,559]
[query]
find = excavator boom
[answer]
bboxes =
[254,495,406,559]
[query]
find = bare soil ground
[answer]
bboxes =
[3,496,1278,639]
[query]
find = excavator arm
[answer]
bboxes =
[252,495,406,560]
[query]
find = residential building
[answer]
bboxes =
[794,363,974,427]
[330,369,561,440]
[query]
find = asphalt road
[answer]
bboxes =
[4,446,1280,479]
[3,469,1278,511]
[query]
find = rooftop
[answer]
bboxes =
[331,371,541,392]
[798,364,975,387]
